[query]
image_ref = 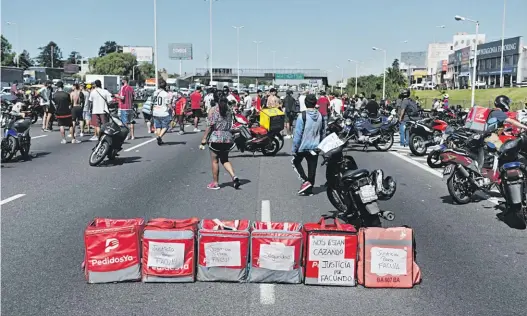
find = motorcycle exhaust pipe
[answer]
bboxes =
[379,211,395,221]
[457,165,480,188]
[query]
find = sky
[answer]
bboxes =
[1,0,526,84]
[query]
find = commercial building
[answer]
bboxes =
[452,32,486,51]
[400,51,427,84]
[427,43,453,83]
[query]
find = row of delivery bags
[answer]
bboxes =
[83,217,421,288]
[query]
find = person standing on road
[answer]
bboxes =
[316,91,330,125]
[70,83,84,138]
[242,90,253,117]
[174,92,187,135]
[190,86,203,132]
[88,79,112,141]
[330,93,344,117]
[298,90,307,112]
[291,94,325,196]
[283,90,296,139]
[142,94,153,133]
[204,88,214,113]
[81,83,92,135]
[266,88,280,109]
[200,95,240,190]
[398,88,418,147]
[53,82,80,144]
[261,90,269,108]
[115,77,135,140]
[152,79,171,145]
[40,81,54,132]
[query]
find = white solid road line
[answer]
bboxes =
[0,194,26,206]
[259,200,276,305]
[31,135,47,139]
[123,138,157,152]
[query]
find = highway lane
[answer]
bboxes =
[1,120,526,316]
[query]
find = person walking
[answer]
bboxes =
[291,94,325,196]
[190,86,203,132]
[70,83,84,138]
[81,83,92,135]
[53,82,80,144]
[115,77,135,140]
[88,80,112,141]
[39,81,54,132]
[200,95,240,190]
[283,90,296,138]
[152,79,171,145]
[298,90,307,112]
[174,92,187,135]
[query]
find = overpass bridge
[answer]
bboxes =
[181,68,329,86]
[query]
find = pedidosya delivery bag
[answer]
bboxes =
[357,226,421,288]
[83,218,144,283]
[142,218,199,283]
[197,219,250,282]
[249,221,303,284]
[303,217,358,286]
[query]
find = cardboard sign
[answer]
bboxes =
[204,241,241,267]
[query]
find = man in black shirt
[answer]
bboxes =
[53,82,80,144]
[283,90,296,138]
[365,99,380,117]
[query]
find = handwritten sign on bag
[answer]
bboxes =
[258,243,295,271]
[309,235,345,261]
[204,241,241,267]
[370,247,408,275]
[147,241,185,269]
[317,259,355,285]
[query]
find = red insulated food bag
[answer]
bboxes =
[142,218,199,283]
[84,218,144,283]
[303,217,358,286]
[197,219,250,282]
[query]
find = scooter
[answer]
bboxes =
[1,111,31,163]
[232,125,281,156]
[89,110,133,166]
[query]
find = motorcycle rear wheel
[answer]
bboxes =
[89,141,110,166]
[374,132,394,151]
[326,187,348,213]
[427,150,445,168]
[409,134,427,156]
[262,138,280,156]
[447,172,473,204]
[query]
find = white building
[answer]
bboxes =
[427,43,453,83]
[452,32,486,51]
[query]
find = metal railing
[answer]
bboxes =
[417,98,527,110]
[194,68,328,77]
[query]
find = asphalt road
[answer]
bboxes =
[1,119,526,316]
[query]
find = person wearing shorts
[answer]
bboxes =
[53,82,80,144]
[174,92,187,135]
[82,84,92,135]
[190,86,203,132]
[115,77,135,140]
[70,83,84,137]
[152,80,171,145]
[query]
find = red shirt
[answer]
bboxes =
[255,96,262,112]
[233,94,241,103]
[317,96,330,116]
[118,84,134,110]
[175,97,187,115]
[190,91,202,110]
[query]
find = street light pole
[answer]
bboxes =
[6,22,19,68]
[499,0,506,87]
[372,47,387,99]
[348,59,360,95]
[232,26,244,89]
[455,15,479,107]
[153,0,159,89]
[51,45,54,68]
[335,65,344,94]
[253,41,262,87]
[271,50,277,85]
[205,0,217,84]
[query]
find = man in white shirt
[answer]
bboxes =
[330,94,344,117]
[152,79,171,145]
[242,90,253,117]
[88,79,112,141]
[298,91,307,112]
[204,89,214,113]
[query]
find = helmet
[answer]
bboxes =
[286,90,293,95]
[400,89,410,99]
[223,86,230,92]
[86,84,92,89]
[494,95,511,112]
[443,94,449,99]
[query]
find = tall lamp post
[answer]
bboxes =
[205,0,218,84]
[253,41,263,87]
[271,50,277,85]
[153,0,159,89]
[372,47,387,100]
[499,0,506,87]
[335,65,344,94]
[6,22,19,68]
[232,26,244,89]
[347,59,360,95]
[455,15,479,107]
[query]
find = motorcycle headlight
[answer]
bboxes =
[345,118,352,126]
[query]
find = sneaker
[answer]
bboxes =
[79,132,84,137]
[299,188,314,196]
[298,181,313,194]
[60,139,67,144]
[207,182,220,190]
[131,136,135,140]
[178,131,185,135]
[147,130,151,134]
[194,128,201,132]
[68,134,72,138]
[89,136,98,141]
[233,177,241,189]
[71,139,81,144]
[43,129,51,132]
[157,137,163,146]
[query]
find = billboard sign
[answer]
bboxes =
[63,63,80,74]
[275,73,304,80]
[122,46,153,62]
[476,36,521,59]
[168,43,193,60]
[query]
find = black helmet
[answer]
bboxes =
[494,95,511,112]
[286,90,293,95]
[400,89,410,99]
[223,86,230,92]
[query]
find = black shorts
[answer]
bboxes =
[143,112,152,121]
[56,115,73,127]
[209,142,234,153]
[192,109,202,117]
[72,106,83,122]
[45,105,55,114]
[285,111,296,123]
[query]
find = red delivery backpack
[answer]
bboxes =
[142,218,199,283]
[357,226,422,288]
[303,217,358,286]
[83,218,144,283]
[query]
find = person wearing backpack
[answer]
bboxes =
[291,94,325,196]
[397,88,418,146]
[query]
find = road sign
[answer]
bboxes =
[168,43,193,60]
[275,73,305,80]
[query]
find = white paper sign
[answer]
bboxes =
[147,241,185,269]
[309,235,345,261]
[370,247,408,276]
[317,132,344,153]
[204,241,241,267]
[317,259,355,285]
[259,243,295,271]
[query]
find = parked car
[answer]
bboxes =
[473,81,488,89]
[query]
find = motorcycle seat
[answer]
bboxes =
[342,168,369,181]
[370,117,382,125]
[14,119,30,131]
[362,127,379,135]
[250,126,268,136]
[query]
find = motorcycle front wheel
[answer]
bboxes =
[427,150,445,168]
[374,131,394,151]
[89,141,110,166]
[409,134,427,156]
[1,136,17,163]
[447,171,473,204]
[262,138,280,156]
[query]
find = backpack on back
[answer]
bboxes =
[405,98,419,117]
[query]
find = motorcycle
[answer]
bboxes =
[232,124,281,156]
[408,117,449,156]
[320,133,396,228]
[89,110,133,166]
[1,111,32,163]
[332,111,395,151]
[232,110,284,152]
[427,127,472,168]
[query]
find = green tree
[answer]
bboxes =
[167,73,180,78]
[1,35,15,66]
[36,41,63,67]
[18,50,33,69]
[98,41,121,57]
[89,52,137,76]
[137,62,155,80]
[67,51,82,64]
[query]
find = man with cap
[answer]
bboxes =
[291,94,325,196]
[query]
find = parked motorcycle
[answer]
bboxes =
[407,117,449,156]
[1,111,31,163]
[232,125,281,156]
[89,110,133,166]
[233,110,284,152]
[427,127,472,168]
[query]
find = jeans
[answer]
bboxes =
[399,122,407,146]
[291,152,319,185]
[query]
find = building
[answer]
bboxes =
[400,51,427,84]
[476,36,524,86]
[452,32,486,51]
[427,43,453,83]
